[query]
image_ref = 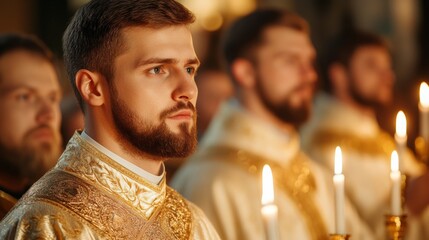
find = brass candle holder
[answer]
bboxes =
[329,234,351,240]
[385,214,407,240]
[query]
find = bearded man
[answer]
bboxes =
[0,34,62,219]
[172,9,374,240]
[300,31,424,239]
[0,0,220,239]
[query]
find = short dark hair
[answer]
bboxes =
[322,30,390,93]
[63,0,195,111]
[222,8,308,74]
[0,33,54,64]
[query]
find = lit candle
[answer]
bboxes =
[395,111,407,171]
[390,150,402,215]
[420,82,429,143]
[333,146,346,234]
[261,164,279,240]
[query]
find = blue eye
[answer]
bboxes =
[149,67,162,74]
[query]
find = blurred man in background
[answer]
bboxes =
[0,33,62,219]
[300,30,424,239]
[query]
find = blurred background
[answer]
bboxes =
[1,0,428,152]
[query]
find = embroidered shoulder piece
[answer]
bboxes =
[142,187,192,240]
[21,171,193,239]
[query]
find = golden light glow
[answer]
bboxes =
[227,0,257,16]
[200,12,223,31]
[261,164,274,205]
[391,151,399,172]
[396,111,407,138]
[420,82,429,108]
[335,146,343,175]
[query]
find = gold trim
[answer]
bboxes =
[24,170,192,239]
[310,129,395,158]
[57,133,166,220]
[196,146,328,240]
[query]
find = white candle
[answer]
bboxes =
[390,151,402,215]
[261,164,279,240]
[333,146,346,234]
[420,82,429,143]
[395,111,407,171]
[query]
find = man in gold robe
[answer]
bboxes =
[0,34,62,219]
[0,0,220,239]
[300,31,425,239]
[172,9,374,240]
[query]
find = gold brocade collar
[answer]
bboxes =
[56,132,166,220]
[200,100,301,167]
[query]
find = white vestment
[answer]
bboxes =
[172,100,375,240]
[301,93,425,239]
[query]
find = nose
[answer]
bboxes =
[172,72,198,103]
[302,62,318,84]
[36,98,57,125]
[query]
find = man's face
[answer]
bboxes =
[0,50,62,181]
[346,46,394,108]
[254,26,317,127]
[109,26,199,160]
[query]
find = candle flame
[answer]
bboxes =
[396,111,407,138]
[420,82,429,108]
[391,150,399,172]
[261,164,274,205]
[335,146,343,175]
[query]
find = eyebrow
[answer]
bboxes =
[135,57,200,68]
[0,84,62,97]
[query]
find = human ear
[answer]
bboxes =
[329,63,348,94]
[75,69,106,107]
[231,58,255,88]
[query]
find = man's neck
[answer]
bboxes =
[239,96,296,135]
[336,95,377,119]
[0,171,29,199]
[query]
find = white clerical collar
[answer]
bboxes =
[81,131,164,185]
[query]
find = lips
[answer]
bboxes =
[28,127,55,141]
[168,109,194,120]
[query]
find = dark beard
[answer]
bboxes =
[348,73,387,110]
[0,126,61,184]
[256,76,313,128]
[110,86,197,160]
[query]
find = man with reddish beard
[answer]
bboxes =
[0,0,219,239]
[172,9,374,240]
[0,34,62,219]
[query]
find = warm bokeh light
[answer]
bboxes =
[200,11,223,31]
[335,146,343,175]
[396,111,407,138]
[226,0,257,16]
[420,82,429,108]
[261,164,274,205]
[391,151,399,172]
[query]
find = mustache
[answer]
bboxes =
[25,125,55,137]
[159,101,196,119]
[292,81,316,93]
